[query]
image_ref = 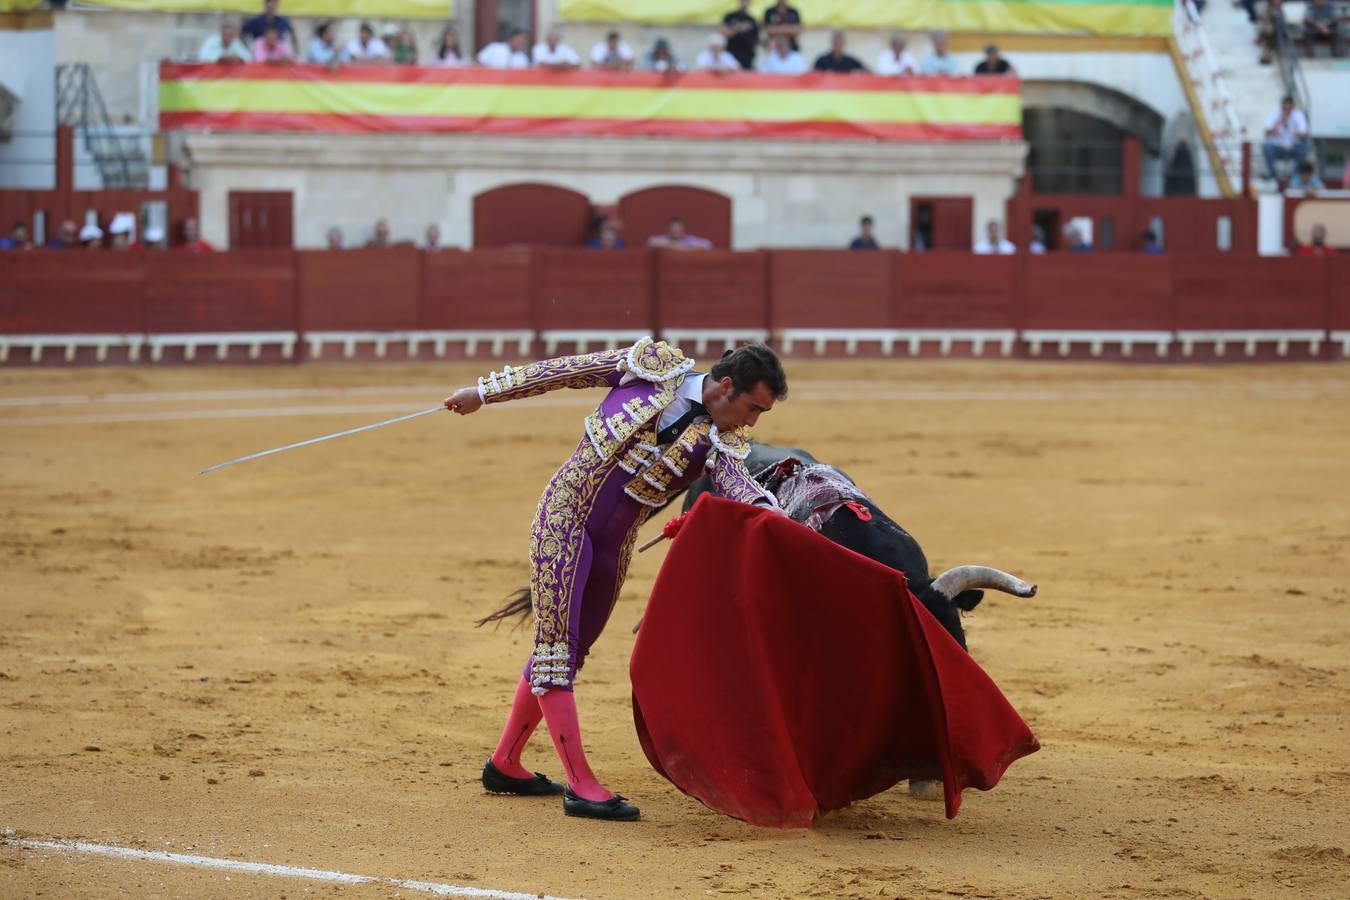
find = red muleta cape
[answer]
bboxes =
[630,495,1039,828]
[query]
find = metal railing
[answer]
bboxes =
[55,63,149,190]
[1173,0,1248,195]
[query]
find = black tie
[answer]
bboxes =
[657,402,708,445]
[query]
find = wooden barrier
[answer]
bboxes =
[531,248,653,354]
[657,251,769,354]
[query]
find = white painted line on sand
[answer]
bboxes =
[9,836,576,900]
[0,385,446,408]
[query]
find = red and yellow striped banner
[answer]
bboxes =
[159,64,1021,142]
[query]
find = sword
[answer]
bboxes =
[200,405,447,475]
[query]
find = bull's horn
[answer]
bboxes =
[931,565,1037,599]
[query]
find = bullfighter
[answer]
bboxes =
[443,338,788,821]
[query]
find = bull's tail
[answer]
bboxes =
[476,586,534,629]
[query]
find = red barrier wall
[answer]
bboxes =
[473,184,592,249]
[1021,254,1173,330]
[144,251,296,333]
[0,252,146,334]
[530,248,653,331]
[657,251,768,330]
[770,250,892,328]
[893,253,1016,328]
[1333,255,1350,331]
[296,248,421,330]
[1172,257,1330,330]
[420,249,532,330]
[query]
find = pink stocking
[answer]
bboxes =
[537,689,611,801]
[490,677,543,779]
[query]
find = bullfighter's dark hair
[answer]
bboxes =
[711,343,788,400]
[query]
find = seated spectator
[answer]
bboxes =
[696,34,741,72]
[533,29,581,70]
[1139,229,1164,254]
[0,221,32,250]
[1029,225,1047,254]
[849,215,879,250]
[876,33,918,76]
[973,220,1015,254]
[368,218,392,248]
[587,221,627,249]
[1262,95,1311,181]
[241,0,294,51]
[1063,224,1092,253]
[1295,223,1334,255]
[479,29,530,68]
[432,27,465,67]
[178,217,215,252]
[645,37,684,73]
[763,0,803,52]
[1288,162,1325,191]
[307,21,347,65]
[1303,0,1344,58]
[137,226,167,251]
[974,44,1014,76]
[108,213,135,251]
[346,22,390,64]
[648,217,711,250]
[392,28,418,65]
[326,226,344,249]
[424,224,442,251]
[920,31,959,76]
[721,0,759,70]
[759,34,806,74]
[79,223,104,250]
[47,219,78,249]
[591,31,635,70]
[200,20,252,64]
[253,25,296,64]
[814,31,866,73]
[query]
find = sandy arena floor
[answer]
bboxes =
[1,359,1347,900]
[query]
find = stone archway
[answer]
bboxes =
[1021,80,1166,195]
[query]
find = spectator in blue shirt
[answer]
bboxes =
[1287,162,1326,191]
[307,21,348,65]
[919,31,959,76]
[242,0,295,52]
[587,221,627,250]
[0,221,32,250]
[1139,230,1165,254]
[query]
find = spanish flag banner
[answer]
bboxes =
[158,64,1021,142]
[72,0,451,16]
[559,0,1172,38]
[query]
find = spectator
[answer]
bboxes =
[108,213,135,251]
[307,21,347,65]
[179,217,215,251]
[721,0,759,70]
[1295,223,1334,255]
[253,25,296,64]
[79,223,104,250]
[814,31,866,73]
[1288,162,1325,191]
[345,22,390,64]
[424,224,442,251]
[368,218,391,248]
[974,43,1014,76]
[241,0,294,52]
[392,28,418,65]
[763,0,803,52]
[326,226,344,249]
[1063,224,1092,253]
[876,33,918,76]
[696,34,740,72]
[479,29,530,68]
[591,31,635,71]
[1029,225,1047,254]
[1303,0,1344,58]
[0,221,33,250]
[920,31,959,76]
[645,37,684,73]
[973,220,1015,254]
[648,217,712,250]
[586,221,627,249]
[849,215,879,250]
[1139,229,1165,254]
[47,219,78,249]
[136,226,167,251]
[432,27,465,67]
[1262,95,1311,181]
[533,29,581,70]
[759,33,806,74]
[199,20,252,64]
[1257,0,1286,65]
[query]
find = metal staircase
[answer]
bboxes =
[55,63,149,190]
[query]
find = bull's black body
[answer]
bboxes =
[682,441,982,649]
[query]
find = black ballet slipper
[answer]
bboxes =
[562,787,641,821]
[481,759,565,796]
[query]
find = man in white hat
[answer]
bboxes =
[695,33,740,72]
[79,223,104,250]
[108,213,136,251]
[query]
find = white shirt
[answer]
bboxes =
[345,37,390,61]
[478,42,531,68]
[758,50,806,75]
[973,239,1016,255]
[695,48,740,71]
[532,41,580,67]
[590,40,634,65]
[1264,108,1309,148]
[657,373,707,433]
[875,47,918,76]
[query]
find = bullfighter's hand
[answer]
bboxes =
[444,386,482,415]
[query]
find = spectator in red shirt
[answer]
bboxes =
[1295,224,1335,256]
[178,217,216,251]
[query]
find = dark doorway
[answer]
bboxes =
[909,196,973,251]
[1031,208,1061,251]
[475,0,536,50]
[228,191,293,249]
[1164,143,1198,196]
[1023,108,1126,195]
